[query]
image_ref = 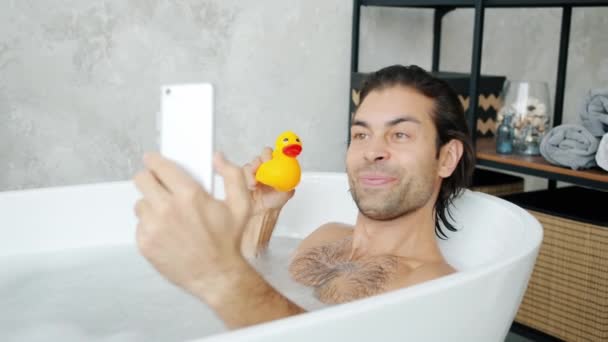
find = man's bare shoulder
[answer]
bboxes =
[293,222,353,256]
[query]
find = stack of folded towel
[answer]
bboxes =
[540,124,599,170]
[540,88,608,171]
[580,88,608,137]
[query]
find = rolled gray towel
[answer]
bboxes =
[540,124,599,170]
[596,133,608,172]
[580,88,608,137]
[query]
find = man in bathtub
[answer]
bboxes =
[133,65,475,329]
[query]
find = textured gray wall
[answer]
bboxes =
[1,2,607,190]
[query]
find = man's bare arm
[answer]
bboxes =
[241,208,281,258]
[189,259,306,329]
[134,153,304,330]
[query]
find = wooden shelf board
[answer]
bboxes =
[475,137,608,184]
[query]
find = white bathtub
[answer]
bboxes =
[0,172,542,342]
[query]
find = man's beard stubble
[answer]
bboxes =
[347,165,435,221]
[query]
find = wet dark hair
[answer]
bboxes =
[357,64,475,239]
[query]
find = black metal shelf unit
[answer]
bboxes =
[349,1,608,340]
[350,0,608,191]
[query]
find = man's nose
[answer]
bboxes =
[364,139,390,162]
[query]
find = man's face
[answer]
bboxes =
[346,86,441,221]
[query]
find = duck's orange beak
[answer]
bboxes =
[282,144,302,157]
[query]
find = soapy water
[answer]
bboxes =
[0,236,326,342]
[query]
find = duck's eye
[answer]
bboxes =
[282,138,289,143]
[296,138,300,142]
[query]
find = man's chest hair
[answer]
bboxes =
[288,237,404,304]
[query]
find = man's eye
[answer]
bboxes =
[352,133,368,140]
[393,132,408,139]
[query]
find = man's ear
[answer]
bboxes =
[438,139,464,179]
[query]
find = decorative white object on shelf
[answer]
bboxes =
[497,81,552,155]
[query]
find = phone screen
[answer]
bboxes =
[160,83,214,193]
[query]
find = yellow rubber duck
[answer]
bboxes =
[255,131,302,192]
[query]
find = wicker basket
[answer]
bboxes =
[503,187,608,342]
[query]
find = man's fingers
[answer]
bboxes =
[135,220,154,257]
[143,152,203,196]
[286,189,295,200]
[261,147,272,162]
[134,198,144,218]
[251,156,263,170]
[134,199,157,256]
[134,198,153,219]
[243,157,263,190]
[133,170,170,209]
[243,163,257,190]
[214,153,251,218]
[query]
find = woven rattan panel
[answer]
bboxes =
[515,210,607,342]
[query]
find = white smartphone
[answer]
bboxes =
[159,83,214,193]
